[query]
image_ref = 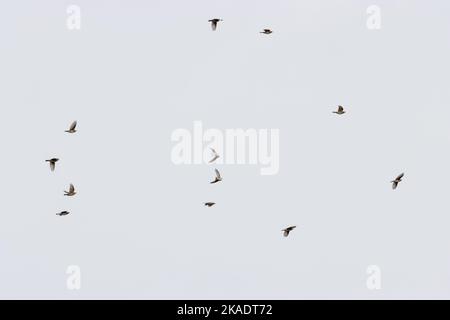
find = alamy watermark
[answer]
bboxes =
[366,5,381,30]
[66,265,81,290]
[171,121,280,175]
[366,265,381,290]
[67,5,81,30]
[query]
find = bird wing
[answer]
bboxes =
[396,173,404,180]
[209,155,219,163]
[70,121,77,130]
[338,106,344,112]
[215,169,221,179]
[50,162,55,171]
[211,21,217,30]
[69,184,75,192]
[392,181,398,189]
[283,230,289,237]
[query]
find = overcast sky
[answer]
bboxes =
[1,0,450,299]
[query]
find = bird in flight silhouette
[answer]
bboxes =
[209,148,220,163]
[260,29,273,34]
[65,121,77,133]
[282,226,296,237]
[46,158,59,172]
[333,105,345,115]
[64,183,76,196]
[391,173,404,190]
[209,18,222,31]
[210,169,222,184]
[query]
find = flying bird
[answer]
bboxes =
[209,18,222,31]
[64,184,76,196]
[391,173,404,190]
[204,202,216,207]
[333,105,345,115]
[46,158,59,171]
[260,29,273,34]
[56,211,70,216]
[209,148,220,163]
[210,169,222,184]
[65,121,77,133]
[282,226,296,237]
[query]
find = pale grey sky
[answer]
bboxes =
[1,0,450,299]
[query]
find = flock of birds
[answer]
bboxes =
[44,21,406,235]
[205,20,406,237]
[203,150,222,208]
[46,120,78,216]
[202,148,305,238]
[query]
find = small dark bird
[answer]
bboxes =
[46,158,59,171]
[64,183,76,196]
[282,226,296,237]
[209,148,220,163]
[204,202,216,207]
[65,121,77,133]
[260,29,273,34]
[209,18,222,31]
[210,169,222,184]
[391,173,404,190]
[333,105,345,115]
[56,211,70,216]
